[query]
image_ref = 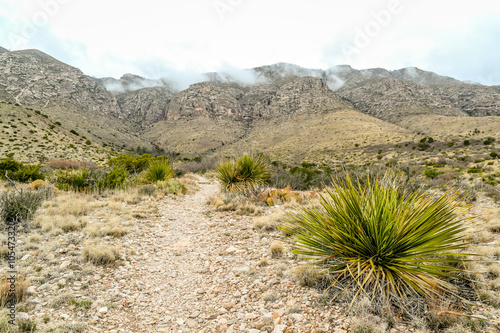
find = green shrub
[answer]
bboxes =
[0,158,21,176]
[0,190,47,227]
[70,129,79,136]
[282,173,473,311]
[467,167,482,174]
[144,161,173,183]
[97,166,128,190]
[108,154,165,174]
[424,168,441,179]
[10,165,45,183]
[55,168,99,192]
[216,154,270,194]
[18,319,36,332]
[0,159,44,183]
[417,142,429,151]
[463,140,470,146]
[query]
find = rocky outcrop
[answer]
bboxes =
[116,87,175,127]
[164,82,244,121]
[0,49,120,116]
[241,77,351,119]
[337,77,500,121]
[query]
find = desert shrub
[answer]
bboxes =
[159,179,187,195]
[96,166,128,190]
[0,190,46,228]
[281,173,474,313]
[269,166,309,190]
[0,158,21,176]
[54,168,99,192]
[467,167,482,174]
[0,159,44,183]
[216,154,270,194]
[109,154,169,174]
[9,164,44,183]
[138,185,157,196]
[144,161,173,182]
[424,168,442,179]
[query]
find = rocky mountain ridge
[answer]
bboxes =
[1,46,499,160]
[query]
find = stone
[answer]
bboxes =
[60,261,71,269]
[186,319,197,328]
[223,302,235,310]
[37,283,49,291]
[273,324,287,333]
[98,307,108,313]
[226,246,237,254]
[290,313,304,322]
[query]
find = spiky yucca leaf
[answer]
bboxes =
[281,174,474,308]
[216,154,270,194]
[144,161,173,182]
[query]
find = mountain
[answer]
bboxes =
[0,46,8,54]
[1,46,499,163]
[0,49,153,153]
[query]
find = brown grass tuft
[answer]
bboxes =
[82,242,119,265]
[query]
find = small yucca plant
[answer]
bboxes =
[144,161,173,183]
[217,154,270,194]
[281,173,474,309]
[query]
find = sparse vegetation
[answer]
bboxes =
[217,154,270,194]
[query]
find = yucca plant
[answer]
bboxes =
[216,154,270,194]
[281,173,474,310]
[144,161,173,183]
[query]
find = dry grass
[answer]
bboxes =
[84,217,130,238]
[0,276,29,307]
[292,264,323,287]
[42,194,96,216]
[82,242,119,265]
[211,194,262,216]
[270,240,284,258]
[487,218,500,233]
[33,215,88,232]
[253,208,286,231]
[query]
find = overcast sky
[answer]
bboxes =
[0,0,499,85]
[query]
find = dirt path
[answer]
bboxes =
[86,177,341,333]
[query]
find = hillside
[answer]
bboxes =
[0,101,113,163]
[0,49,154,155]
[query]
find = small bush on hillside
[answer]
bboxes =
[217,154,270,194]
[144,161,173,182]
[0,190,47,228]
[281,173,474,314]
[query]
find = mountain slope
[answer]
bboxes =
[0,49,153,151]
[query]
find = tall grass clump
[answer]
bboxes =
[144,161,173,182]
[217,154,270,194]
[281,173,474,313]
[0,190,48,228]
